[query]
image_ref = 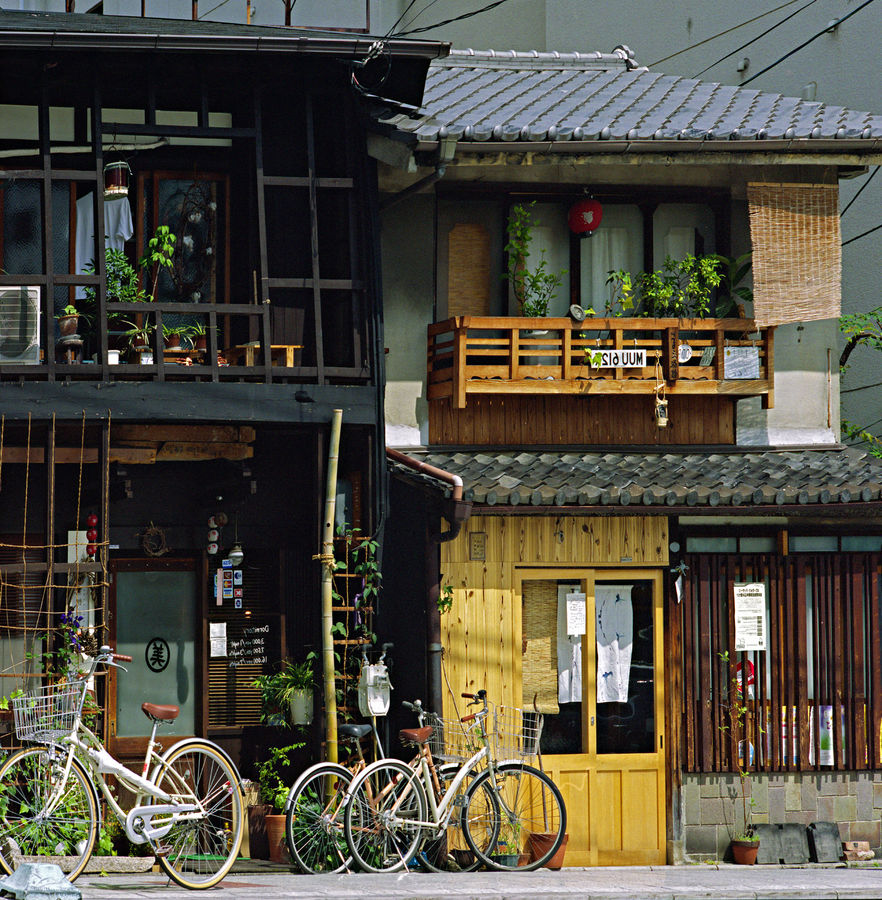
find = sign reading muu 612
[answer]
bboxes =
[588,349,647,368]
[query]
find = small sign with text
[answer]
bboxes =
[588,349,646,368]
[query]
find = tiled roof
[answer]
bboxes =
[377,47,882,147]
[388,447,882,510]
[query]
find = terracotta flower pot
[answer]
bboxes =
[528,831,568,869]
[731,838,760,865]
[265,813,290,864]
[58,314,79,337]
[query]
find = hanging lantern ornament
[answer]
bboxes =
[86,513,98,528]
[568,197,603,238]
[103,160,131,201]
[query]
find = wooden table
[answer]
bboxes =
[229,343,303,367]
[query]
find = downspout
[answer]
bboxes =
[379,164,447,213]
[386,447,472,713]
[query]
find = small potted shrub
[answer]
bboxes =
[255,743,303,864]
[56,304,82,338]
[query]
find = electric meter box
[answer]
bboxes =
[357,663,392,717]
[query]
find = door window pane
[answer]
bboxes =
[595,580,654,754]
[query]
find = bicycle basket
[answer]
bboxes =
[425,711,480,764]
[492,706,543,760]
[12,681,81,742]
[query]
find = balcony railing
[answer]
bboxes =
[0,299,370,385]
[427,316,774,409]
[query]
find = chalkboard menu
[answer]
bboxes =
[207,555,281,728]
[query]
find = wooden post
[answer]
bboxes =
[321,409,343,763]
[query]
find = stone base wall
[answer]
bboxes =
[681,772,882,862]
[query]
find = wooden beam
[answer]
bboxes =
[111,425,256,443]
[154,442,255,462]
[0,447,155,464]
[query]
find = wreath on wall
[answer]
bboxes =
[140,522,170,557]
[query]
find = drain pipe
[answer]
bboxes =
[386,447,472,713]
[379,165,446,213]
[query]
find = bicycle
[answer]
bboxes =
[342,689,566,874]
[0,645,243,889]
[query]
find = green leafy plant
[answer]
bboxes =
[714,252,753,317]
[437,582,454,615]
[256,743,304,812]
[606,254,724,318]
[139,225,177,302]
[504,202,567,317]
[57,304,80,319]
[252,659,314,727]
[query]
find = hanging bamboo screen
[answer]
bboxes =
[447,223,491,317]
[522,579,560,715]
[747,182,841,326]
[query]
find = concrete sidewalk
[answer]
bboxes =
[70,863,882,900]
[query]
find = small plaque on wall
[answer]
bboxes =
[469,532,487,561]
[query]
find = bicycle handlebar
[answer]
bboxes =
[113,653,133,662]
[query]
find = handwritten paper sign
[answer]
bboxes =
[565,591,586,635]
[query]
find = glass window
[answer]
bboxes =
[579,204,642,315]
[686,537,737,553]
[790,536,837,552]
[740,537,775,553]
[842,536,882,551]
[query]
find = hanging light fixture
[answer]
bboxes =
[568,196,603,238]
[227,513,244,566]
[103,160,131,201]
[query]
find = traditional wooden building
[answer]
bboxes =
[0,11,446,773]
[377,48,882,864]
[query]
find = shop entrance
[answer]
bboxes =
[518,568,666,865]
[108,559,199,761]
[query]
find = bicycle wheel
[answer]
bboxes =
[344,759,427,873]
[463,762,566,872]
[152,740,243,889]
[0,747,98,881]
[418,763,493,872]
[285,763,352,874]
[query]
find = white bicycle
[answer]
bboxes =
[0,645,243,888]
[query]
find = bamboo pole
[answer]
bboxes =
[321,409,343,762]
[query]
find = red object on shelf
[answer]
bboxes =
[568,198,603,236]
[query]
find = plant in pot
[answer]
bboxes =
[254,742,303,864]
[718,650,760,864]
[503,201,567,321]
[56,303,85,338]
[253,658,314,728]
[187,320,209,351]
[162,323,190,351]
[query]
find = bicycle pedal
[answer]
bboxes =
[151,845,173,858]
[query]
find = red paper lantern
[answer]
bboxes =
[87,544,97,557]
[86,513,98,528]
[568,198,603,237]
[86,529,98,542]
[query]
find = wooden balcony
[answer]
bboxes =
[428,316,774,410]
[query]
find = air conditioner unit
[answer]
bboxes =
[0,286,41,365]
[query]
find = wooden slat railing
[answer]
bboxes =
[427,316,774,409]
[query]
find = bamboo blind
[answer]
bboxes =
[747,182,841,326]
[678,551,882,773]
[522,579,559,715]
[447,223,491,317]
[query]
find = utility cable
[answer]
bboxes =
[391,0,514,37]
[842,221,882,247]
[842,380,882,394]
[198,0,233,18]
[841,167,879,218]
[386,0,423,37]
[692,0,819,77]
[651,0,805,66]
[742,0,878,85]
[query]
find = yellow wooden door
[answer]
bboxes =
[517,569,666,866]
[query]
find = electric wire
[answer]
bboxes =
[198,0,234,19]
[842,380,882,394]
[650,0,806,67]
[842,221,882,247]
[742,0,878,85]
[386,0,423,38]
[841,167,879,218]
[391,0,514,37]
[692,0,819,77]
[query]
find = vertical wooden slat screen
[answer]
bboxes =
[680,552,882,773]
[447,224,491,318]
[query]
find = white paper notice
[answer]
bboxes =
[565,592,586,635]
[734,582,767,651]
[209,622,227,657]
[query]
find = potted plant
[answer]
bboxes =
[504,202,566,320]
[255,742,303,864]
[56,304,83,338]
[253,658,314,728]
[162,323,190,350]
[188,320,209,351]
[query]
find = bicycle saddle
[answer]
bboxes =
[339,723,372,740]
[141,702,180,721]
[399,726,432,745]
